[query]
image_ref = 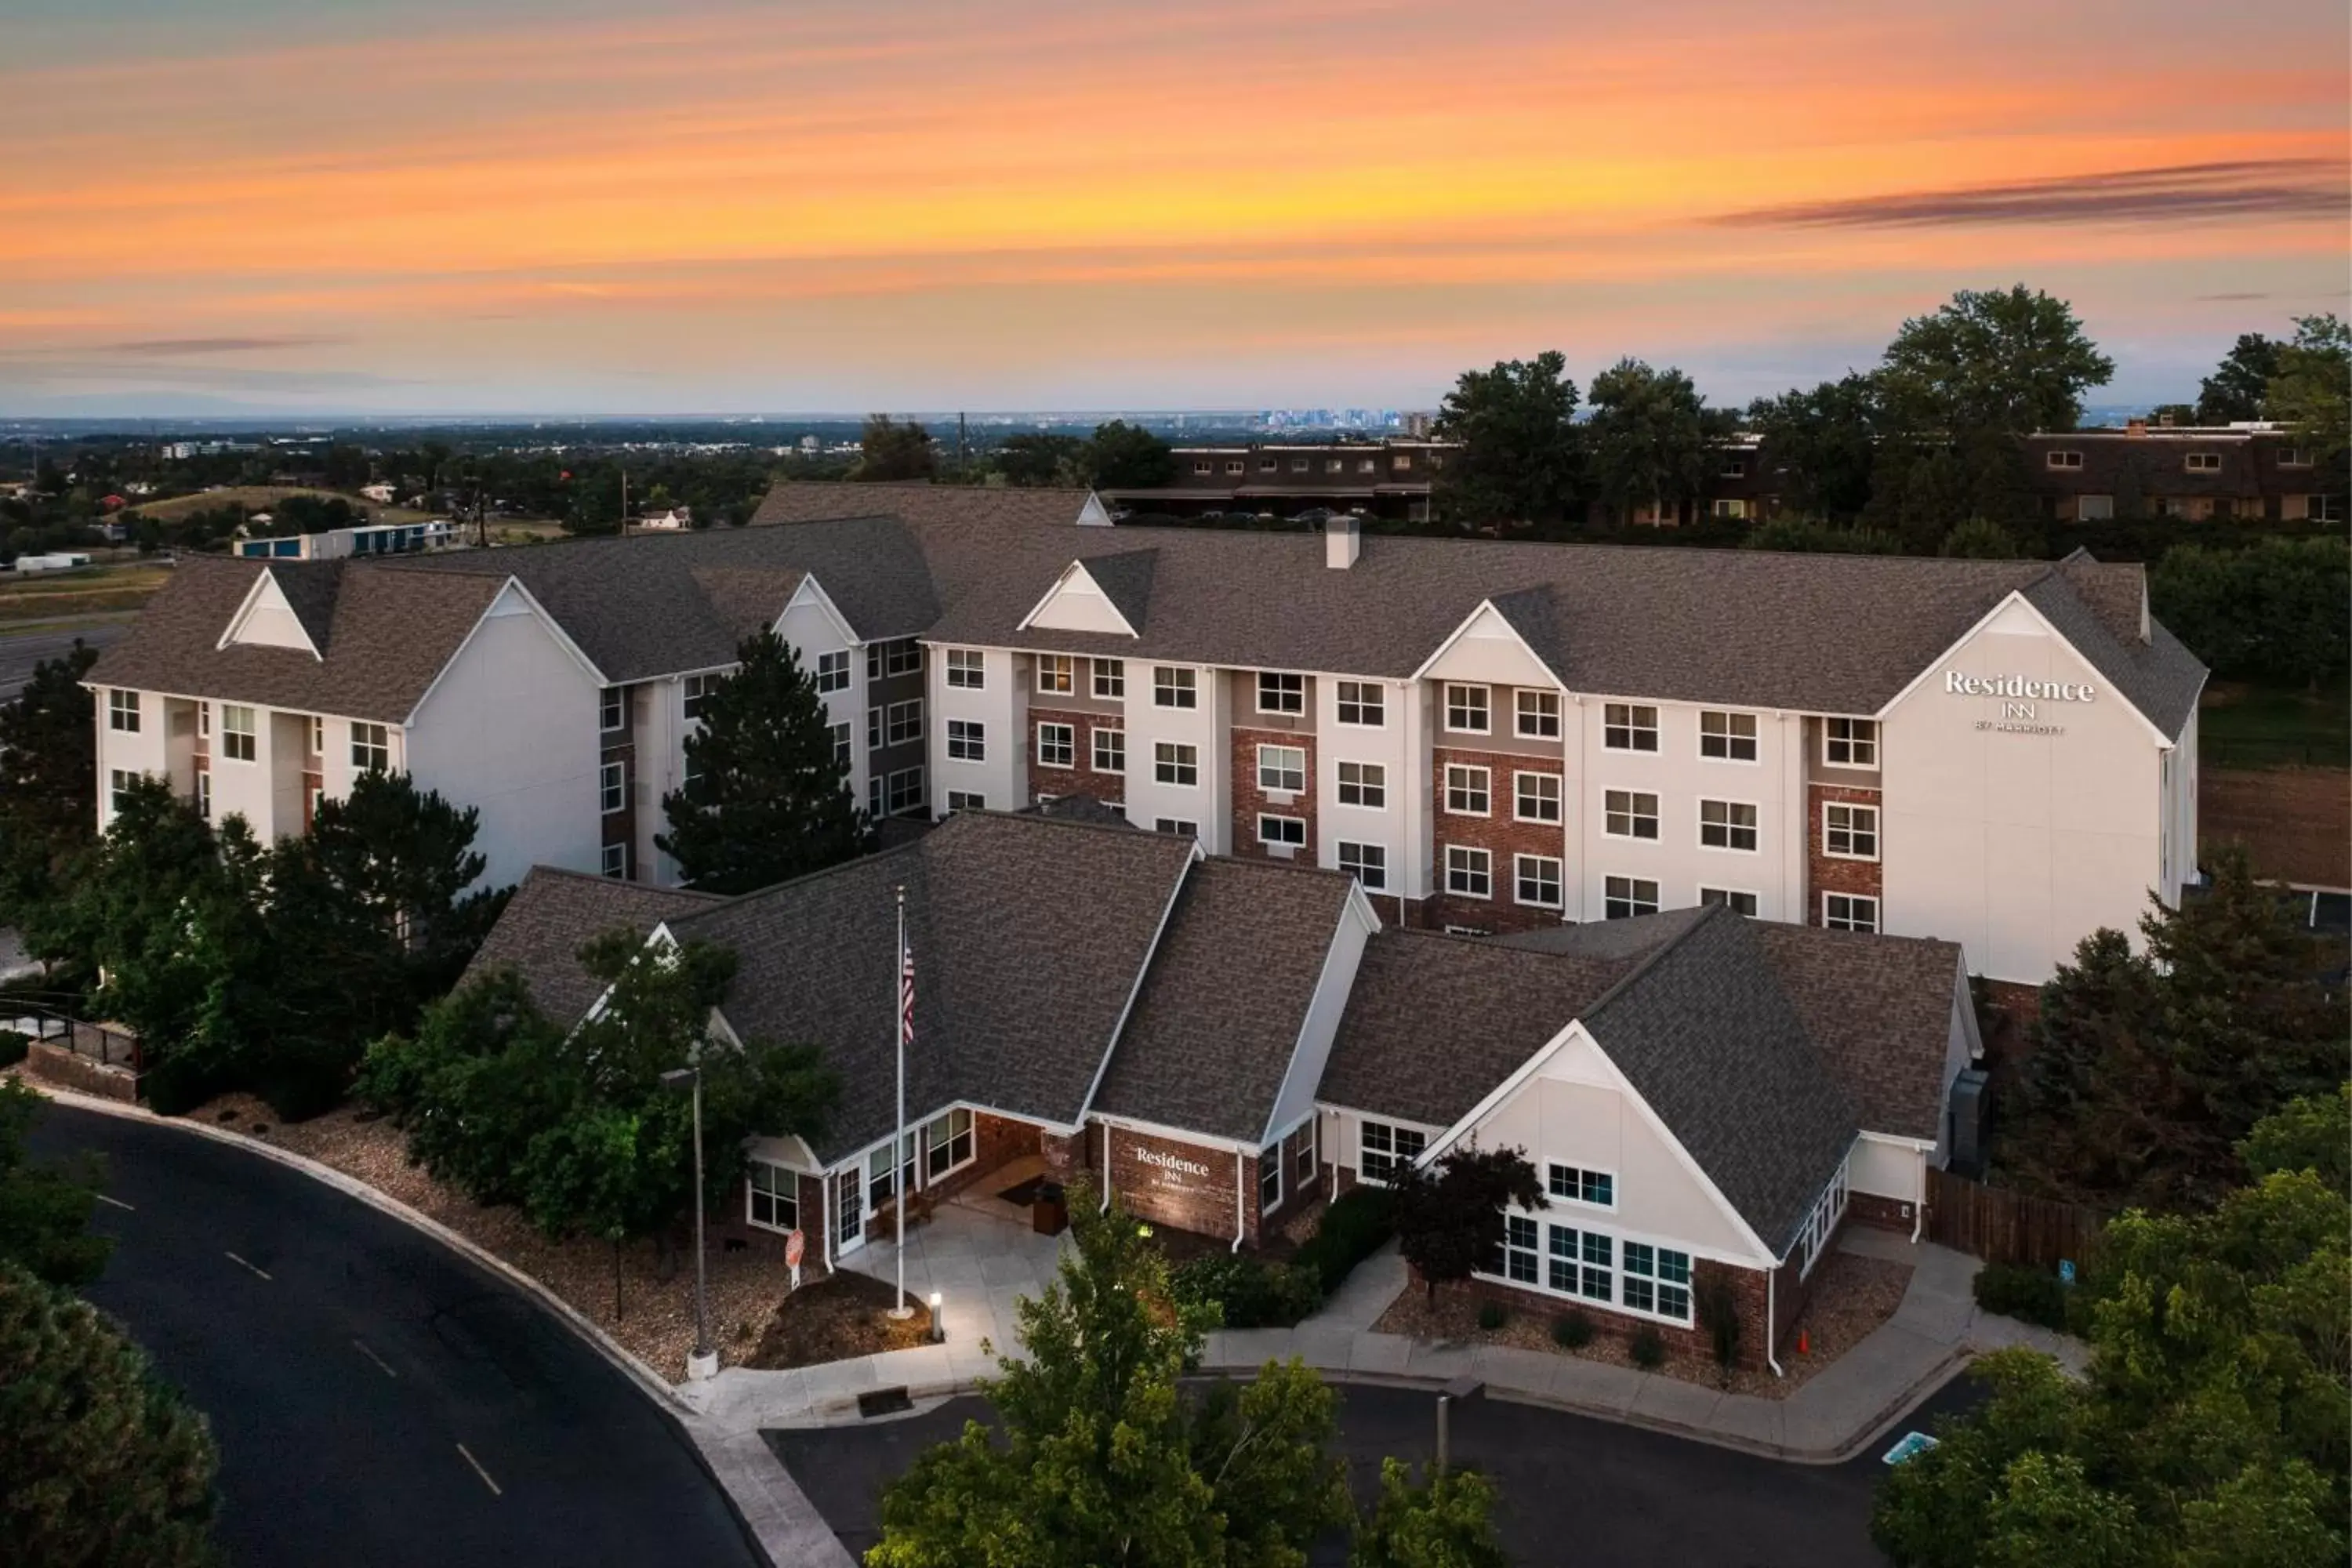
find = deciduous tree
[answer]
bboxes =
[855,416,938,482]
[1430,351,1583,532]
[2150,538,2350,689]
[1583,358,1730,527]
[1390,1146,1544,1306]
[1746,373,1881,521]
[1352,1459,1509,1568]
[2194,332,2281,426]
[2263,313,2350,468]
[1876,285,2114,437]
[1082,420,1176,490]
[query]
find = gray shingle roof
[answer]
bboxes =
[1093,858,1356,1142]
[458,867,723,1023]
[1750,924,1965,1143]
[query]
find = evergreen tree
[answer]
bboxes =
[1430,351,1584,532]
[0,641,100,940]
[656,631,869,895]
[0,1080,111,1290]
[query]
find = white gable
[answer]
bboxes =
[1020,561,1138,637]
[1261,883,1381,1142]
[218,568,320,658]
[1076,492,1114,527]
[1414,600,1557,688]
[779,573,856,647]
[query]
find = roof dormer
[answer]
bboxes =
[1018,552,1157,638]
[217,567,324,659]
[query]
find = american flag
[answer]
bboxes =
[899,942,915,1049]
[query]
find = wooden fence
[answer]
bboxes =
[1926,1168,2106,1272]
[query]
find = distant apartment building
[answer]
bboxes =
[1102,439,1455,522]
[2024,420,2344,523]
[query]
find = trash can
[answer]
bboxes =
[1032,1182,1068,1236]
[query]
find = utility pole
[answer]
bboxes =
[956,412,967,477]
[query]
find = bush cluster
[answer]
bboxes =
[1552,1309,1593,1348]
[1170,1253,1321,1329]
[1970,1261,2075,1332]
[1628,1325,1667,1369]
[1290,1184,1395,1294]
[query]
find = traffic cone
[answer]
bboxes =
[1797,1329,1810,1356]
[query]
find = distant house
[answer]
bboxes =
[637,506,693,531]
[360,483,397,504]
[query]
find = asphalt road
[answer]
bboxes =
[0,617,132,699]
[768,1374,1984,1567]
[30,1105,761,1568]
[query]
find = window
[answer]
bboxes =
[835,1168,862,1248]
[1548,1164,1616,1207]
[868,639,921,679]
[1256,671,1305,715]
[198,702,210,738]
[1357,457,1376,474]
[220,704,256,762]
[309,716,323,757]
[1336,760,1385,808]
[1824,892,1880,932]
[2076,494,2116,521]
[1699,710,1756,761]
[1258,1145,1284,1214]
[1515,689,1561,739]
[1035,655,1074,695]
[886,699,923,746]
[1192,459,1211,475]
[1154,818,1198,838]
[1548,1225,1613,1301]
[1290,457,1309,473]
[829,720,851,770]
[1443,684,1490,734]
[868,1134,916,1210]
[2045,449,2084,470]
[1092,728,1125,774]
[1494,1212,1539,1284]
[109,768,137,814]
[2183,452,2222,472]
[1154,742,1198,786]
[601,841,629,879]
[1259,457,1277,473]
[1603,789,1657,839]
[1225,459,1244,475]
[1444,764,1490,815]
[1392,452,1414,471]
[1338,841,1387,891]
[1621,1243,1693,1323]
[1335,681,1384,727]
[746,1161,797,1234]
[946,719,985,761]
[869,777,883,816]
[1153,666,1196,709]
[107,690,140,733]
[1359,1120,1426,1183]
[599,760,626,813]
[1711,498,1750,520]
[924,1108,975,1179]
[1513,771,1561,823]
[1092,658,1124,699]
[682,673,719,720]
[1604,877,1658,919]
[194,769,211,819]
[1824,717,1878,768]
[1796,1160,1850,1278]
[1602,703,1658,752]
[1514,854,1563,908]
[1257,744,1305,793]
[599,688,626,732]
[351,722,390,773]
[887,767,925,816]
[945,648,985,689]
[1699,799,1758,851]
[815,651,850,694]
[1824,802,1879,859]
[1326,458,1343,474]
[1445,845,1491,898]
[2280,447,2313,467]
[1257,814,1306,848]
[1294,1124,1317,1186]
[946,789,985,812]
[1719,456,1748,478]
[1037,723,1075,768]
[1700,887,1759,917]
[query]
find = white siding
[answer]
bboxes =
[1575,696,1797,924]
[1262,897,1375,1139]
[93,688,169,833]
[1121,662,1225,850]
[1316,677,1412,895]
[929,646,1023,814]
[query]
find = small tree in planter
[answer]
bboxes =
[1390,1146,1544,1307]
[1697,1272,1742,1385]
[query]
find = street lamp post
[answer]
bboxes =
[660,1059,717,1381]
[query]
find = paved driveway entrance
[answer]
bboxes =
[838,1191,1071,1360]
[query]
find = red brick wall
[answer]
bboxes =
[1229,725,1316,863]
[923,1112,1043,1204]
[1027,707,1124,808]
[601,735,637,870]
[1103,1124,1251,1244]
[1806,782,1883,925]
[1424,744,1569,935]
[1444,1255,1777,1371]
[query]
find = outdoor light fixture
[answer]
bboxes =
[661,1060,717,1381]
[928,1291,945,1344]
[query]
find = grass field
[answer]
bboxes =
[2198,678,2351,771]
[129,485,445,528]
[0,561,172,626]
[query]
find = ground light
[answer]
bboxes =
[928,1292,945,1344]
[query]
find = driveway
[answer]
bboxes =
[29,1104,762,1568]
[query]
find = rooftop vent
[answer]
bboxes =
[1325,514,1361,570]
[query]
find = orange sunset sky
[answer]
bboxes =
[3,0,2347,416]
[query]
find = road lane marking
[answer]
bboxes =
[353,1339,397,1379]
[224,1251,273,1281]
[94,1193,134,1211]
[457,1443,503,1497]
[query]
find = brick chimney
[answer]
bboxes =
[2126,417,2148,438]
[1325,514,1361,569]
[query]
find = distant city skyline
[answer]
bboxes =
[4,0,2346,417]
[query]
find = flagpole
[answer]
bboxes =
[891,885,911,1319]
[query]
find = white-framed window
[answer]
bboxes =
[1154,742,1198,786]
[1712,498,1749,520]
[108,768,138,814]
[1338,840,1387,891]
[1225,459,1244,476]
[1092,728,1125,774]
[1356,456,1376,474]
[1514,854,1563,908]
[1823,801,1879,859]
[887,766,925,816]
[2279,447,2313,468]
[1720,456,1748,478]
[1603,789,1657,840]
[682,672,720,720]
[1258,813,1306,848]
[946,789,985,812]
[1443,684,1490,734]
[1699,799,1758,851]
[1290,456,1309,473]
[1795,1158,1850,1279]
[220,704,257,763]
[1257,671,1305,715]
[1699,710,1756,762]
[1621,1241,1693,1323]
[1700,887,1759,917]
[601,840,629,878]
[945,648,985,689]
[1037,722,1075,768]
[868,1133,918,1210]
[600,688,626,732]
[815,651,851,694]
[1335,681,1385,728]
[946,719,985,761]
[1359,1120,1427,1184]
[197,702,210,738]
[107,689,140,733]
[1153,817,1198,838]
[1392,452,1414,471]
[1515,689,1561,739]
[1602,703,1659,752]
[2183,452,2222,472]
[1824,892,1880,932]
[2045,449,2084,470]
[2077,494,2116,521]
[1604,876,1658,920]
[1444,844,1491,898]
[1193,459,1212,475]
[924,1108,975,1180]
[746,1160,798,1233]
[1152,666,1196,709]
[1294,1123,1318,1185]
[194,768,211,819]
[1823,717,1878,768]
[829,720,852,770]
[869,777,883,816]
[869,639,921,680]
[1547,1222,1615,1302]
[1513,771,1562,823]
[600,760,626,814]
[1444,764,1490,816]
[309,715,324,757]
[351,721,390,773]
[1336,760,1385,808]
[1494,1212,1541,1284]
[886,699,923,746]
[1035,654,1074,695]
[1257,744,1305,793]
[1092,658,1124,699]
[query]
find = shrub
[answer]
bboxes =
[1973,1261,2073,1331]
[1628,1326,1666,1370]
[1170,1253,1321,1329]
[0,1032,27,1069]
[1696,1273,1742,1371]
[1290,1184,1395,1294]
[1552,1309,1592,1348]
[1475,1300,1508,1332]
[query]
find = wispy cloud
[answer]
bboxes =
[101,335,344,355]
[1710,160,2350,230]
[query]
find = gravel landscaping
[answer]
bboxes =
[1372,1247,1915,1399]
[746,1270,935,1370]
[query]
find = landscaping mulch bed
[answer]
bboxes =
[1370,1248,1914,1399]
[744,1270,936,1370]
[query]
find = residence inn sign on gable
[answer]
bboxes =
[1945,670,2096,737]
[1135,1145,1211,1189]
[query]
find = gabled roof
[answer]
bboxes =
[1749,924,1965,1144]
[1080,549,1157,634]
[458,867,723,1023]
